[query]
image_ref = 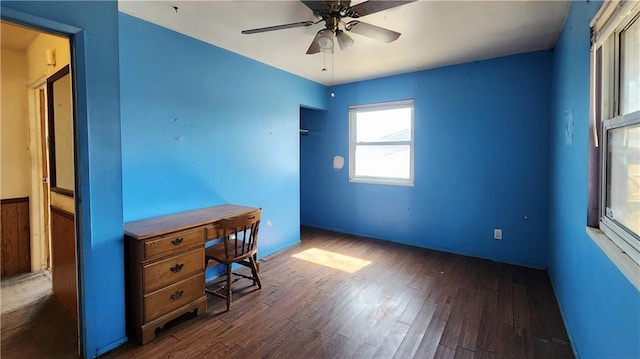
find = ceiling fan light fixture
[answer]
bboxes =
[317,30,334,50]
[336,30,354,50]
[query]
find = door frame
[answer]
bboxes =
[28,77,51,272]
[2,3,128,357]
[4,17,84,357]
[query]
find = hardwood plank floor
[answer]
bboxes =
[103,227,573,359]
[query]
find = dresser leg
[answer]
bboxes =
[194,297,207,316]
[140,327,156,345]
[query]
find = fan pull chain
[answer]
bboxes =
[322,51,327,72]
[330,50,336,98]
[332,50,334,86]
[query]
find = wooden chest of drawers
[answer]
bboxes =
[124,204,260,344]
[125,227,207,344]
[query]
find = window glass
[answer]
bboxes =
[606,123,640,235]
[355,108,411,142]
[601,37,615,119]
[354,145,411,179]
[621,17,640,115]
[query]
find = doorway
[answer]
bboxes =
[299,106,326,229]
[0,20,79,357]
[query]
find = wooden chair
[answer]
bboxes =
[204,209,262,311]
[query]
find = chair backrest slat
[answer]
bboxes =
[218,209,261,261]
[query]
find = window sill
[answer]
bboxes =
[349,177,414,187]
[586,227,640,291]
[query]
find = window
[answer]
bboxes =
[592,1,640,265]
[349,100,414,186]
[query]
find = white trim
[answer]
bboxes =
[601,219,640,264]
[591,1,640,48]
[599,104,640,267]
[586,227,640,291]
[590,44,599,147]
[27,79,49,272]
[355,140,411,146]
[590,0,619,28]
[349,176,414,187]
[349,99,415,112]
[29,76,47,89]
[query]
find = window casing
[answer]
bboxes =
[592,1,640,265]
[349,100,414,186]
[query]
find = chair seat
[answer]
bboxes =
[205,240,256,264]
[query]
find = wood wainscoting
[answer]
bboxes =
[50,206,77,324]
[1,197,31,277]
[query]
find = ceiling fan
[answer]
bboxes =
[241,0,416,54]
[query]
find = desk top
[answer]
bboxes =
[124,204,260,240]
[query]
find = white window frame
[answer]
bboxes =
[591,0,640,269]
[600,115,640,265]
[348,100,414,186]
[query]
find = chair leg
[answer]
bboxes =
[226,263,232,311]
[249,256,262,289]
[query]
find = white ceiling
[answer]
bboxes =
[122,1,570,86]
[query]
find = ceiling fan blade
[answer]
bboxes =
[300,0,332,12]
[345,20,400,43]
[306,30,323,54]
[241,21,314,34]
[348,0,416,18]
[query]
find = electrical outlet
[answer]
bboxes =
[494,229,502,240]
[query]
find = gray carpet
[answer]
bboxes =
[1,271,77,358]
[2,270,53,314]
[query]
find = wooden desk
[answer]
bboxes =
[124,204,259,344]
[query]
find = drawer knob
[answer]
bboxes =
[171,237,184,246]
[170,263,184,273]
[170,290,184,301]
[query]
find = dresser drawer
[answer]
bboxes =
[144,273,204,322]
[204,224,220,240]
[144,228,204,260]
[143,248,204,293]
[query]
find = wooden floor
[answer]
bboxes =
[104,227,573,359]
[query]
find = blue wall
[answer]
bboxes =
[301,52,552,268]
[549,1,640,358]
[4,2,638,358]
[1,1,124,357]
[119,13,326,258]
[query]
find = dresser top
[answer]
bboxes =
[124,204,260,240]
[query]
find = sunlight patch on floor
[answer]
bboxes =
[291,247,372,273]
